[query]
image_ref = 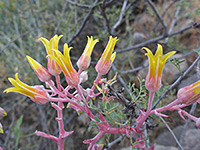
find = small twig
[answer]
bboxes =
[37,105,50,133]
[120,64,148,74]
[74,0,78,24]
[197,60,200,80]
[100,0,111,35]
[153,54,200,109]
[29,0,41,34]
[2,106,16,149]
[104,136,123,150]
[111,64,130,94]
[116,23,194,53]
[159,116,184,150]
[0,19,56,53]
[147,0,167,35]
[165,0,182,43]
[178,103,197,150]
[111,0,128,34]
[67,0,100,44]
[153,0,179,31]
[54,1,68,34]
[66,0,91,8]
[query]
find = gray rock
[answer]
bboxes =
[132,32,146,45]
[77,113,90,126]
[178,73,198,89]
[156,122,195,146]
[182,129,200,150]
[154,145,178,150]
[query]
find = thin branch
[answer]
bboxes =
[120,64,148,74]
[111,0,128,34]
[147,0,167,35]
[0,19,56,53]
[37,105,50,133]
[165,0,182,42]
[111,64,130,94]
[67,0,100,44]
[160,116,184,150]
[153,0,179,31]
[100,0,111,35]
[66,0,91,8]
[29,0,42,36]
[104,136,123,150]
[54,1,68,34]
[153,54,200,109]
[116,24,194,53]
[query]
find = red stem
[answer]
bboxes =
[135,92,155,131]
[86,73,102,102]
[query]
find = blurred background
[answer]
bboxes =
[0,0,200,149]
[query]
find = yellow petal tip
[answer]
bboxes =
[0,128,4,134]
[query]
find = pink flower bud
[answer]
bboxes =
[48,44,80,86]
[39,35,63,76]
[77,36,99,71]
[95,36,118,75]
[0,122,3,134]
[79,71,88,83]
[177,80,200,105]
[26,56,51,82]
[0,107,7,117]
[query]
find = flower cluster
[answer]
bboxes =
[3,35,200,150]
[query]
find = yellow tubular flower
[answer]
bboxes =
[77,36,99,71]
[142,44,176,92]
[0,122,3,134]
[48,44,80,86]
[0,107,7,117]
[39,35,63,76]
[26,56,51,82]
[3,73,50,105]
[95,36,118,75]
[177,80,200,105]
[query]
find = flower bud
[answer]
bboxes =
[39,35,63,76]
[0,122,3,134]
[0,107,7,117]
[48,44,80,86]
[177,80,200,105]
[26,56,51,82]
[79,71,88,83]
[77,36,99,71]
[95,36,118,75]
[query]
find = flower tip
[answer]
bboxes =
[3,111,7,117]
[26,55,32,62]
[111,51,116,61]
[38,37,46,42]
[172,51,176,55]
[0,129,3,134]
[157,43,162,48]
[0,127,3,134]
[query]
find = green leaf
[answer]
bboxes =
[13,115,23,150]
[94,116,100,123]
